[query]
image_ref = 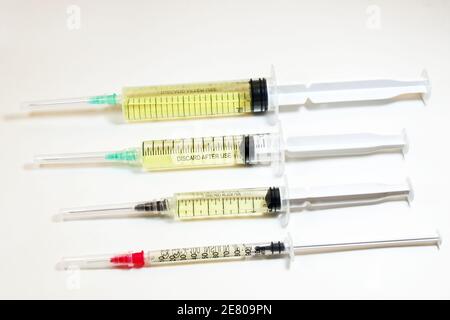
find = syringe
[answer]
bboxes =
[22,67,430,123]
[57,233,441,270]
[33,129,408,175]
[57,178,413,226]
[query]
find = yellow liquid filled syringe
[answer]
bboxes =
[57,178,413,226]
[22,67,430,123]
[33,128,408,175]
[56,233,441,270]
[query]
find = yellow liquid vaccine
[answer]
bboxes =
[141,134,248,171]
[122,80,253,122]
[173,188,270,220]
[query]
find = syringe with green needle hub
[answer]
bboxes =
[56,178,413,226]
[21,67,430,123]
[32,128,408,175]
[57,233,441,270]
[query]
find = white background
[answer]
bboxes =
[0,0,449,299]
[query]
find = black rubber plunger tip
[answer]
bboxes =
[250,78,268,113]
[265,187,281,213]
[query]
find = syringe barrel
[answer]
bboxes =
[122,78,269,122]
[139,133,280,171]
[146,241,287,267]
[172,187,282,220]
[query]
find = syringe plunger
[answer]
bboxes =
[284,130,408,159]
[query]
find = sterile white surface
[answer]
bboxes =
[0,0,449,299]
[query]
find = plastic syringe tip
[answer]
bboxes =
[33,152,111,165]
[110,251,145,269]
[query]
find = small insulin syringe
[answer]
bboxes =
[57,178,413,226]
[22,67,430,123]
[33,128,408,175]
[57,233,440,270]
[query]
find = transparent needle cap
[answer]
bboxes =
[33,148,141,166]
[55,178,412,226]
[57,233,441,270]
[57,251,146,270]
[21,94,121,111]
[56,200,170,222]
